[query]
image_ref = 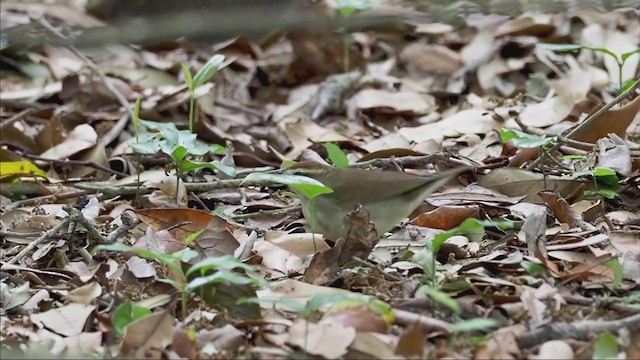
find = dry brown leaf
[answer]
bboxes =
[30,303,96,337]
[346,88,436,117]
[410,205,481,230]
[538,191,582,228]
[121,310,174,358]
[39,124,97,160]
[399,43,463,76]
[287,319,356,358]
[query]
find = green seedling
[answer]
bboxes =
[603,258,623,290]
[240,293,393,351]
[129,119,234,204]
[335,0,374,72]
[241,171,333,251]
[537,43,640,93]
[181,54,225,132]
[414,218,515,288]
[500,128,558,186]
[112,301,151,335]
[593,331,618,359]
[93,244,262,320]
[572,167,620,199]
[322,142,349,168]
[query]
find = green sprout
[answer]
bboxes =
[537,43,639,93]
[129,119,235,204]
[181,54,225,132]
[94,244,263,320]
[335,0,374,73]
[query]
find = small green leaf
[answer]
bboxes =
[185,270,262,291]
[171,145,189,163]
[181,63,193,91]
[184,229,205,245]
[192,55,225,90]
[584,189,619,199]
[178,159,236,177]
[186,255,254,277]
[584,47,619,63]
[237,297,306,313]
[562,154,586,160]
[93,243,181,274]
[112,301,151,335]
[592,167,619,186]
[171,248,199,263]
[621,49,640,62]
[323,142,349,168]
[335,0,372,17]
[536,43,583,52]
[130,133,163,155]
[593,331,618,359]
[451,318,499,333]
[603,259,623,290]
[241,172,333,200]
[521,260,549,276]
[417,285,460,315]
[499,128,556,148]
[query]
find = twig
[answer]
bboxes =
[393,308,453,334]
[518,313,640,348]
[527,80,639,171]
[7,214,76,265]
[231,206,302,220]
[68,207,107,244]
[351,153,450,169]
[562,293,640,314]
[1,109,33,126]
[4,190,90,211]
[351,256,403,282]
[15,150,128,178]
[104,212,140,244]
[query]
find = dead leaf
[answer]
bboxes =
[395,322,425,358]
[538,191,582,228]
[410,205,481,230]
[39,124,97,160]
[30,303,96,337]
[121,310,173,358]
[287,319,356,358]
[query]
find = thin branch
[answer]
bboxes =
[15,150,128,178]
[8,214,75,265]
[527,80,639,171]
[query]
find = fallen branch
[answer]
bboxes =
[527,80,639,171]
[518,313,640,348]
[393,308,453,334]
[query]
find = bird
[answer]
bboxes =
[286,161,468,240]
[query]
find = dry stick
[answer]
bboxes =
[393,308,453,334]
[4,190,90,211]
[104,212,141,244]
[231,206,302,220]
[36,17,133,145]
[1,109,33,126]
[561,293,640,314]
[518,313,640,348]
[15,150,128,178]
[68,207,108,244]
[526,79,640,171]
[7,214,76,265]
[350,153,451,169]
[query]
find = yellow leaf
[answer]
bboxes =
[0,161,47,181]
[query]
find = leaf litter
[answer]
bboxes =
[0,0,639,359]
